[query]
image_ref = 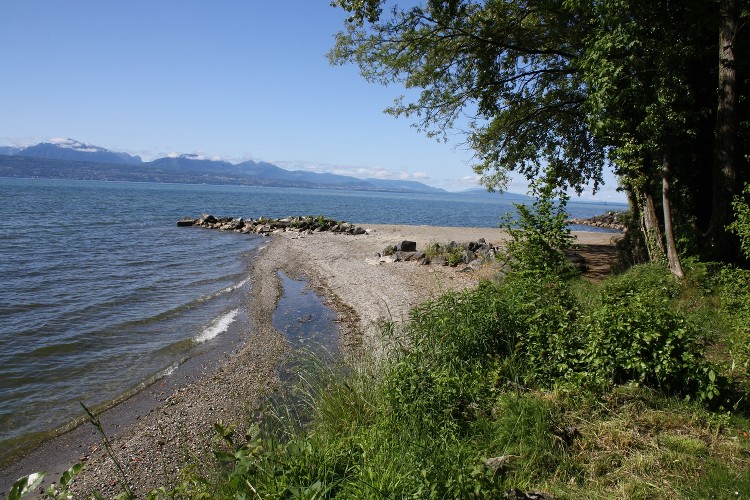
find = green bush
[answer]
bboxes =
[500,180,575,276]
[728,183,750,259]
[582,265,722,401]
[718,266,750,378]
[495,272,582,385]
[423,241,466,267]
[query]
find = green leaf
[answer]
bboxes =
[8,472,45,500]
[60,462,84,488]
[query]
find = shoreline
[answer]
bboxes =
[1,225,620,496]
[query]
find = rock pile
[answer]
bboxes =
[373,239,499,271]
[177,214,368,236]
[567,211,626,231]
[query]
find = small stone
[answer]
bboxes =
[431,256,448,266]
[485,454,518,472]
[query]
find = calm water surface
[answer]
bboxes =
[0,177,626,463]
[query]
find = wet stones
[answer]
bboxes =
[177,214,368,236]
[567,211,626,231]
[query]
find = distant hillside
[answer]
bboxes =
[16,139,142,165]
[459,187,533,201]
[0,146,22,156]
[0,139,445,193]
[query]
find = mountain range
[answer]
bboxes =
[0,139,446,194]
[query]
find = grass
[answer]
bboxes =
[137,259,750,500]
[11,255,750,498]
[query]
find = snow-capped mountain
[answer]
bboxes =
[13,138,142,165]
[0,138,445,193]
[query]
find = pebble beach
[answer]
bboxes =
[1,224,620,497]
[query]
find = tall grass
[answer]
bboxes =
[150,260,750,499]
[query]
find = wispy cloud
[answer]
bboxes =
[273,159,433,182]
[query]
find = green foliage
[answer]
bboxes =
[423,241,466,267]
[329,0,606,194]
[497,273,582,385]
[718,266,750,378]
[7,473,44,500]
[615,209,650,269]
[287,215,341,231]
[7,463,84,500]
[582,265,723,402]
[44,463,84,500]
[729,183,750,259]
[500,180,575,276]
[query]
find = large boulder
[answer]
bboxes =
[396,240,417,252]
[462,249,477,264]
[198,214,217,225]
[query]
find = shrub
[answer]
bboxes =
[728,183,750,259]
[423,241,466,267]
[718,266,750,378]
[582,265,723,402]
[495,271,582,385]
[500,180,575,276]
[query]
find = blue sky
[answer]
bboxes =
[0,1,624,200]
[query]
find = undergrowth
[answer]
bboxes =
[146,183,750,499]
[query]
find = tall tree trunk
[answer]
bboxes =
[662,151,685,278]
[638,187,666,264]
[707,0,738,257]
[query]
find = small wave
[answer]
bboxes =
[161,363,179,377]
[195,309,239,344]
[194,277,251,304]
[220,277,251,296]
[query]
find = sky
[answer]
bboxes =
[0,1,624,201]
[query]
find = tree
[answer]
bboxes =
[707,0,740,257]
[573,0,709,277]
[329,0,747,271]
[329,0,606,194]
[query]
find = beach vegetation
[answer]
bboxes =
[133,201,750,498]
[498,179,575,277]
[9,197,750,498]
[7,463,83,500]
[423,241,465,266]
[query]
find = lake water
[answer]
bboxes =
[0,177,626,464]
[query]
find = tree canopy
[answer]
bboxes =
[330,0,750,266]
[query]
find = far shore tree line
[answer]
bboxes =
[330,0,749,276]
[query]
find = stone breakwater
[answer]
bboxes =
[567,211,627,231]
[177,214,368,235]
[178,215,503,272]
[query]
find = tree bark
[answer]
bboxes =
[707,0,738,256]
[662,151,685,278]
[638,188,666,264]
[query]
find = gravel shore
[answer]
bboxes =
[4,225,620,497]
